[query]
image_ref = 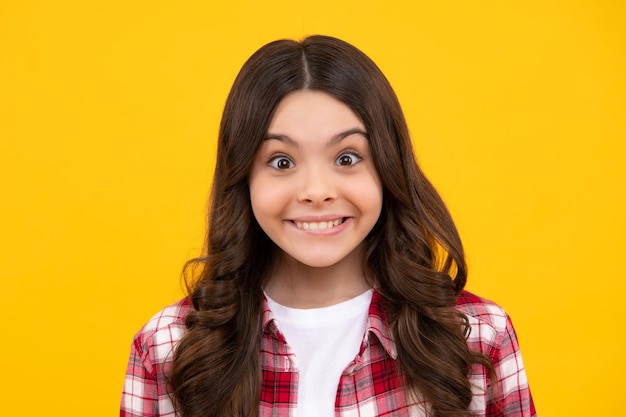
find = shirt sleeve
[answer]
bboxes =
[487,314,536,417]
[120,336,160,417]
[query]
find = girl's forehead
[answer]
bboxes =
[268,90,365,136]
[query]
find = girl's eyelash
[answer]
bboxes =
[266,153,284,163]
[340,148,362,158]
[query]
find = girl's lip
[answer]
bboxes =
[289,214,347,222]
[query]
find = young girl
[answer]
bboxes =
[121,35,536,417]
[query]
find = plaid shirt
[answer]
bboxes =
[121,291,536,416]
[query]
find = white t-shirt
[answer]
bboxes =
[265,290,373,417]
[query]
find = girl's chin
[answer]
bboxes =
[278,249,363,271]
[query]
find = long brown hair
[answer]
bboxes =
[170,35,492,417]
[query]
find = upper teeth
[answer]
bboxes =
[296,219,343,230]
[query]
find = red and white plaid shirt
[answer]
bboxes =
[121,291,536,416]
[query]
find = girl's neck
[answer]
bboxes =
[264,251,372,309]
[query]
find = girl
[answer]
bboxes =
[121,35,536,417]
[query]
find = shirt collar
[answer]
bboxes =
[262,297,283,341]
[261,291,397,359]
[364,291,397,359]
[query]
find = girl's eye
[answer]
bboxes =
[268,155,294,170]
[335,151,362,167]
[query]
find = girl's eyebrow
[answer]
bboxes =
[264,128,368,147]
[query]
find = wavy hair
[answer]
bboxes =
[170,35,493,417]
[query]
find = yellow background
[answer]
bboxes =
[1,1,624,415]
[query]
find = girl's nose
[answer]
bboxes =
[297,167,336,205]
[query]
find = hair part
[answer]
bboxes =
[170,35,493,417]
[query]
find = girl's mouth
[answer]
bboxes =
[294,218,346,231]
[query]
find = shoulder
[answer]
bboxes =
[121,300,191,414]
[140,298,191,334]
[132,298,191,366]
[456,290,508,329]
[455,290,512,353]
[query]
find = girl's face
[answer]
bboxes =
[249,90,383,271]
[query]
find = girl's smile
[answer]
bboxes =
[292,216,346,232]
[248,89,383,276]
